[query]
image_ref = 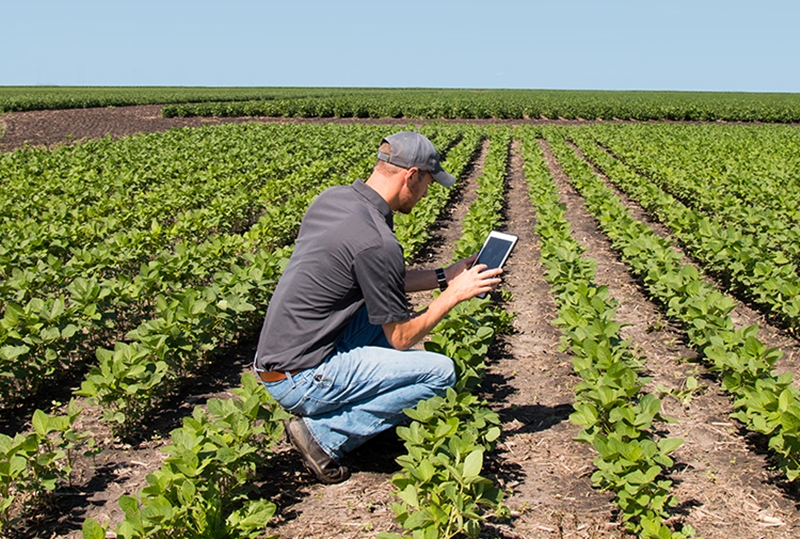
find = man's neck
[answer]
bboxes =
[365,172,402,212]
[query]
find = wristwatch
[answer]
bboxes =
[435,267,448,291]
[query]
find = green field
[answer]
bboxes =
[2,95,800,538]
[3,86,800,122]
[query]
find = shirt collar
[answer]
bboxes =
[353,179,393,228]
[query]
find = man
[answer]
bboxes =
[254,131,502,484]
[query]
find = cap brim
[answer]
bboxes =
[432,168,456,187]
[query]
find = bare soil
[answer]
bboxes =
[541,140,800,538]
[0,105,606,153]
[2,106,800,539]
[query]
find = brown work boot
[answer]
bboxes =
[285,418,351,484]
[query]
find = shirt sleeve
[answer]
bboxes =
[353,242,409,326]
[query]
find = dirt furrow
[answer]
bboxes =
[567,140,800,379]
[482,140,624,539]
[540,139,800,539]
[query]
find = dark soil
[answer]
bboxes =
[0,104,614,153]
[2,105,800,539]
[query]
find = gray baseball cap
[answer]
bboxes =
[377,131,456,187]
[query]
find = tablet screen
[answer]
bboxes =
[469,231,518,298]
[475,236,515,270]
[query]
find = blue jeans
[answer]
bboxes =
[255,307,455,460]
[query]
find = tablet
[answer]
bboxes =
[471,231,518,297]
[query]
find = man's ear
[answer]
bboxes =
[404,167,418,185]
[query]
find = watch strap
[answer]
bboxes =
[435,267,448,291]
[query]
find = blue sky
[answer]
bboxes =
[2,0,798,92]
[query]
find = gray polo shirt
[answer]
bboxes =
[255,179,409,372]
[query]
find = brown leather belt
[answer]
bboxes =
[257,369,302,383]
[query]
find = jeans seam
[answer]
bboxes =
[303,418,337,460]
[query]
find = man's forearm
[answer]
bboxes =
[404,268,438,293]
[382,291,458,349]
[391,256,502,349]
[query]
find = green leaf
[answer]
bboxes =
[402,507,434,530]
[118,494,144,531]
[657,437,684,455]
[778,388,793,412]
[463,449,483,479]
[81,518,106,539]
[230,499,277,530]
[485,425,501,443]
[418,458,435,483]
[397,484,419,508]
[32,409,50,437]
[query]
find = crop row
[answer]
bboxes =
[0,125,398,407]
[0,124,477,532]
[81,372,290,539]
[5,87,800,122]
[0,86,331,113]
[585,124,800,269]
[381,127,514,539]
[519,127,692,539]
[565,128,800,336]
[544,128,800,484]
[586,124,800,226]
[0,399,89,529]
[159,90,800,123]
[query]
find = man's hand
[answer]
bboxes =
[443,261,503,303]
